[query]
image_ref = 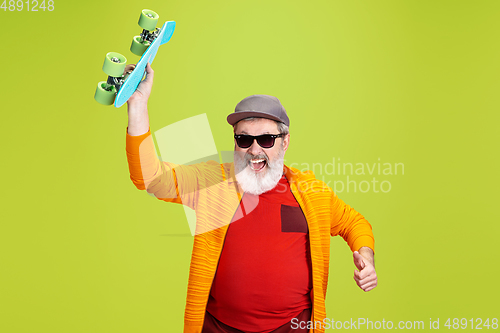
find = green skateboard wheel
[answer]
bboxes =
[138,9,159,31]
[102,52,127,77]
[94,81,117,105]
[130,36,150,56]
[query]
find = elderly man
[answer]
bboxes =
[125,63,377,333]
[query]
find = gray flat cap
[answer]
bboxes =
[227,95,290,127]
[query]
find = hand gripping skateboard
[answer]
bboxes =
[94,9,176,107]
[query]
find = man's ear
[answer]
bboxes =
[283,134,290,152]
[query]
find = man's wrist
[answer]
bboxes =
[127,101,148,114]
[358,246,375,267]
[127,104,149,136]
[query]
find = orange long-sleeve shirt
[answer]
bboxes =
[126,128,375,333]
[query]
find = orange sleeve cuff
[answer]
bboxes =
[126,127,152,152]
[351,235,375,254]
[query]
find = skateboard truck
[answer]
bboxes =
[130,10,161,56]
[104,72,124,93]
[140,28,159,43]
[139,27,160,45]
[103,63,135,94]
[94,51,128,105]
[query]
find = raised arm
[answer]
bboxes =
[124,63,186,204]
[124,63,218,210]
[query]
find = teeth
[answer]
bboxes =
[250,159,265,163]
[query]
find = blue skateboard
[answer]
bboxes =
[94,9,176,107]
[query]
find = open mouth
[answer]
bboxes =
[249,158,267,172]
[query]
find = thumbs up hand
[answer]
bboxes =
[353,248,378,292]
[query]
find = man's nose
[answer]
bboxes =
[247,139,263,155]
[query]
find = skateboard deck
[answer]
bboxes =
[113,20,176,107]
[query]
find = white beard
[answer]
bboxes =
[234,147,285,195]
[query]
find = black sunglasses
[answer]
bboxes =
[234,134,285,148]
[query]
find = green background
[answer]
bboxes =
[1,0,499,331]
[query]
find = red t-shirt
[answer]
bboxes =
[206,176,312,332]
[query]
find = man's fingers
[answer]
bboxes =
[353,275,378,291]
[356,266,375,280]
[354,272,375,284]
[124,64,136,75]
[359,280,378,291]
[357,275,377,286]
[357,274,376,285]
[354,266,377,283]
[360,280,377,289]
[363,284,377,292]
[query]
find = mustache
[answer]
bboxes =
[244,152,268,162]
